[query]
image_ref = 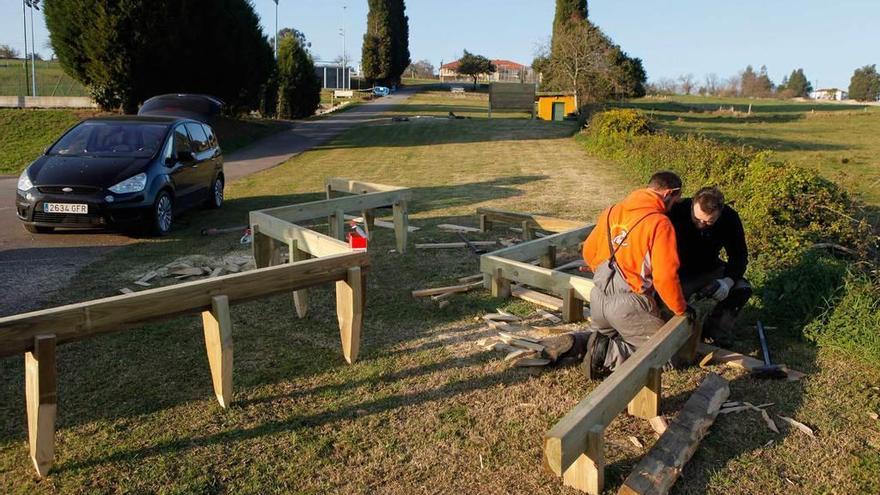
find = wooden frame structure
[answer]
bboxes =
[478,208,698,493]
[0,252,369,478]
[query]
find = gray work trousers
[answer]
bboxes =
[588,260,665,370]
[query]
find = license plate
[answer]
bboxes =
[44,203,88,214]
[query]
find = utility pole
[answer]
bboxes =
[21,0,29,96]
[273,0,279,60]
[340,5,347,89]
[29,1,37,96]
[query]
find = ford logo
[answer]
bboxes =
[62,187,73,193]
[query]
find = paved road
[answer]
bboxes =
[0,90,413,316]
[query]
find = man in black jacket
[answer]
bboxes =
[669,187,752,341]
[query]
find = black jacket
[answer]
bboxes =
[669,199,748,280]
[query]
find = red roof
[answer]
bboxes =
[441,59,527,71]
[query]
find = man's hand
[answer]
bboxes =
[710,277,735,301]
[684,305,698,323]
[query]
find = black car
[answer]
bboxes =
[15,95,225,235]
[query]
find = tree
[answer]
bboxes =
[703,73,720,95]
[778,68,811,98]
[361,0,409,86]
[677,73,695,95]
[44,0,274,113]
[405,59,435,79]
[740,65,773,97]
[271,28,310,52]
[0,44,19,59]
[848,64,880,102]
[552,0,588,47]
[546,21,611,107]
[275,31,320,119]
[457,50,495,89]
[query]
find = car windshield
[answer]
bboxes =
[48,121,169,158]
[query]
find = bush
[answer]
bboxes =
[275,33,320,119]
[586,108,653,138]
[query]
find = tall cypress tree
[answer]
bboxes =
[361,0,409,86]
[551,0,588,47]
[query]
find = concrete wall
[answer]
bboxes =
[0,96,98,109]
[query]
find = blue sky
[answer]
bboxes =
[2,0,877,90]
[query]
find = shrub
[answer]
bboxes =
[586,108,653,138]
[275,33,320,119]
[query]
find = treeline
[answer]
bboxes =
[650,64,880,101]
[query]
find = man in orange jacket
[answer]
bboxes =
[579,171,689,378]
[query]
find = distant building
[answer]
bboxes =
[315,61,353,90]
[809,88,848,101]
[439,59,534,83]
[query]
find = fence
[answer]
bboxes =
[0,59,88,97]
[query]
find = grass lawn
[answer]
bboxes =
[0,59,88,97]
[0,110,289,175]
[621,95,880,205]
[2,92,879,494]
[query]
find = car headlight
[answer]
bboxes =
[108,173,147,194]
[17,171,33,191]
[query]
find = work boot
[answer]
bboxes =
[580,332,610,380]
[703,286,752,345]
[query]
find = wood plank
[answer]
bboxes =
[416,242,498,249]
[483,225,593,262]
[289,240,311,318]
[201,295,233,408]
[344,214,420,232]
[476,207,588,232]
[540,245,557,269]
[325,177,407,194]
[618,373,730,495]
[437,224,481,233]
[481,255,595,302]
[491,267,511,299]
[627,367,661,419]
[252,227,274,269]
[25,334,56,478]
[479,213,491,232]
[411,281,483,298]
[697,343,805,381]
[562,425,604,494]
[393,200,409,253]
[512,286,564,311]
[336,267,364,364]
[251,212,350,257]
[258,188,411,224]
[0,252,370,358]
[562,288,585,323]
[544,317,693,477]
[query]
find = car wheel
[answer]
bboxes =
[23,224,53,234]
[151,191,174,236]
[207,176,224,209]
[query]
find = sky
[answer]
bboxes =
[1,0,878,90]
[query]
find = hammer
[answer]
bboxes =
[752,320,787,380]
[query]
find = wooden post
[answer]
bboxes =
[325,183,333,200]
[562,288,584,323]
[392,200,408,253]
[252,226,274,269]
[335,266,364,364]
[288,240,310,318]
[675,317,701,365]
[540,245,557,269]
[362,209,376,239]
[479,214,491,232]
[202,295,233,408]
[562,425,604,494]
[25,334,57,478]
[491,267,511,299]
[627,366,661,419]
[330,209,346,241]
[521,220,534,241]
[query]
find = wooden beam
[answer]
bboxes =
[618,373,730,495]
[325,177,407,194]
[479,213,491,232]
[25,334,56,478]
[416,242,498,249]
[562,425,604,494]
[257,188,411,224]
[330,209,346,241]
[522,220,534,241]
[201,295,233,408]
[627,367,661,419]
[483,225,593,262]
[476,207,588,232]
[336,267,364,364]
[562,288,585,323]
[250,212,350,257]
[697,343,805,381]
[289,240,310,318]
[393,200,408,253]
[411,281,483,298]
[511,285,590,318]
[481,255,595,302]
[544,317,692,477]
[252,226,274,269]
[491,267,511,299]
[0,252,370,358]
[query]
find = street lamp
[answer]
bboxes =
[273,0,279,60]
[339,5,347,89]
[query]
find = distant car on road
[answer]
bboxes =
[15,94,225,235]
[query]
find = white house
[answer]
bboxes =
[809,88,848,101]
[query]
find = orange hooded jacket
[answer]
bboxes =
[582,188,687,315]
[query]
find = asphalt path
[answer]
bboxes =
[0,89,414,316]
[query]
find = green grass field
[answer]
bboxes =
[2,91,879,493]
[0,59,87,97]
[621,95,880,204]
